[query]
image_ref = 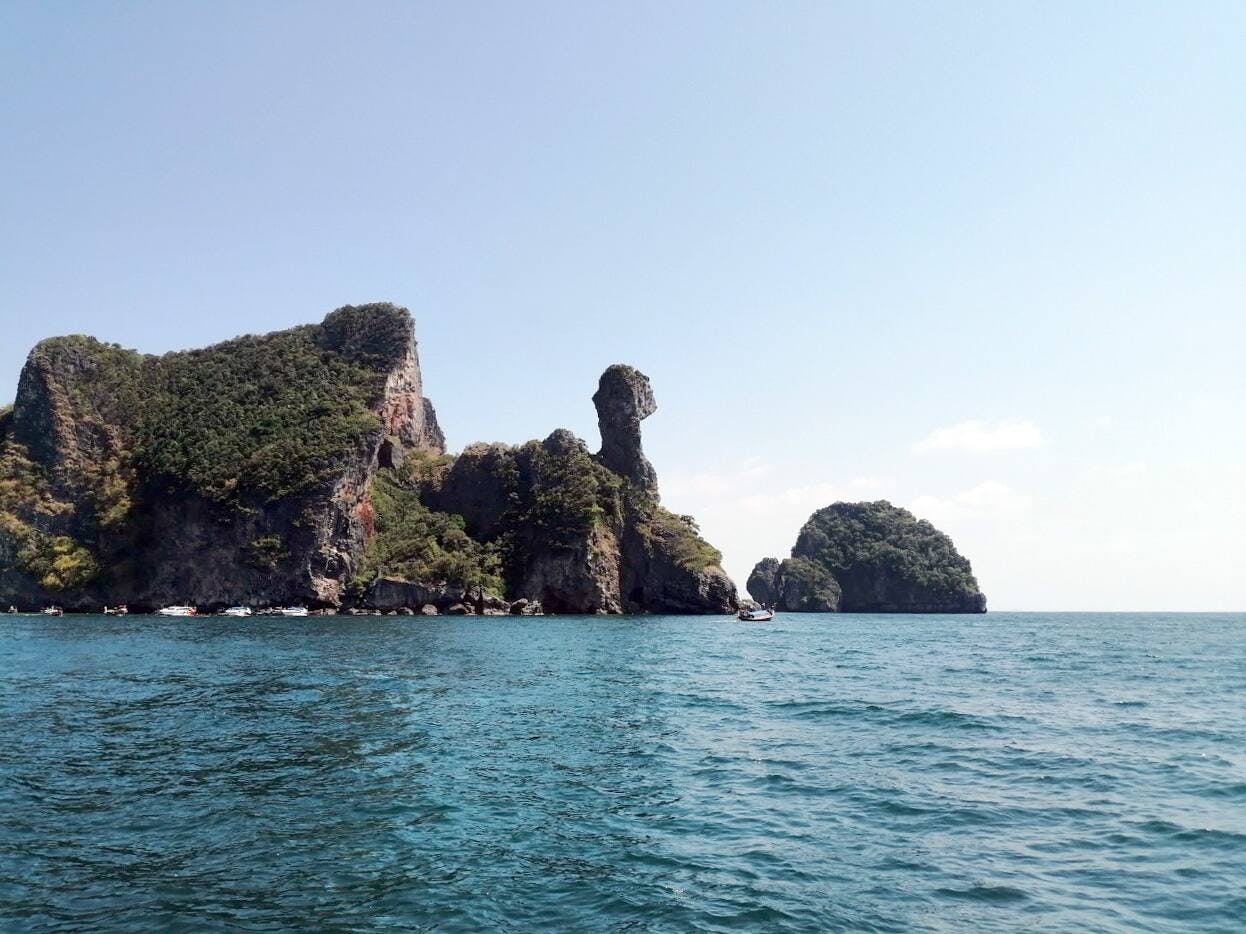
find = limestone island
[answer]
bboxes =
[0,303,736,615]
[748,501,987,613]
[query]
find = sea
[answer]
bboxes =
[1,612,1243,932]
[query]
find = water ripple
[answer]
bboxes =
[1,611,1244,931]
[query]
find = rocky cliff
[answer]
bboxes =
[396,367,737,614]
[0,304,442,610]
[748,501,986,613]
[0,304,736,615]
[593,365,658,495]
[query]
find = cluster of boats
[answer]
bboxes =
[156,605,310,617]
[21,603,767,620]
[14,605,310,618]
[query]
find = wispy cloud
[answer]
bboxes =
[662,456,772,500]
[737,482,840,515]
[661,459,862,586]
[910,480,1032,523]
[913,419,1044,454]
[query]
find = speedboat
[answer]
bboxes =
[156,605,197,617]
[103,605,128,616]
[42,606,63,617]
[222,606,252,617]
[279,606,309,617]
[738,606,775,622]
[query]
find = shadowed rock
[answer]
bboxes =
[593,364,658,496]
[423,368,737,615]
[746,556,841,612]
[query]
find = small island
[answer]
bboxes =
[748,501,987,613]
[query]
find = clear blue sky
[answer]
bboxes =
[2,2,1243,609]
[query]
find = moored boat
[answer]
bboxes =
[42,606,63,617]
[222,606,252,617]
[279,606,309,617]
[156,605,197,617]
[738,606,775,622]
[103,605,128,616]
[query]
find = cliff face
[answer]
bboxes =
[593,365,658,495]
[748,501,986,613]
[0,304,735,615]
[0,304,443,610]
[415,370,738,615]
[746,556,841,612]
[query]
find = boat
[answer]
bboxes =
[156,605,197,617]
[279,606,309,617]
[42,606,63,617]
[7,605,17,614]
[738,606,775,622]
[103,605,128,616]
[222,606,252,617]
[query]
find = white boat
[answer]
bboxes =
[42,606,63,617]
[156,605,197,617]
[103,605,128,616]
[222,606,252,617]
[279,606,309,617]
[738,606,775,622]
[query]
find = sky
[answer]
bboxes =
[1,2,1242,610]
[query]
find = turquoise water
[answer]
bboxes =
[1,612,1244,932]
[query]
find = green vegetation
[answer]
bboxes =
[356,467,502,595]
[0,440,97,591]
[132,327,385,501]
[16,534,99,591]
[246,534,288,570]
[78,453,134,528]
[793,500,983,610]
[10,304,414,508]
[516,432,624,550]
[416,431,725,597]
[0,442,65,522]
[318,303,412,370]
[404,449,456,490]
[636,504,723,571]
[773,556,841,611]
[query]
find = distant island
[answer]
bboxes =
[748,501,987,613]
[0,304,734,614]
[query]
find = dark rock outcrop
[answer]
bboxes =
[747,556,841,612]
[364,577,453,612]
[746,558,782,606]
[593,365,658,496]
[749,501,986,613]
[428,442,515,540]
[423,379,737,614]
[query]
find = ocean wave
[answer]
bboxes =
[3,611,1245,931]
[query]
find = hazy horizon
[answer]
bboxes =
[2,3,1242,611]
